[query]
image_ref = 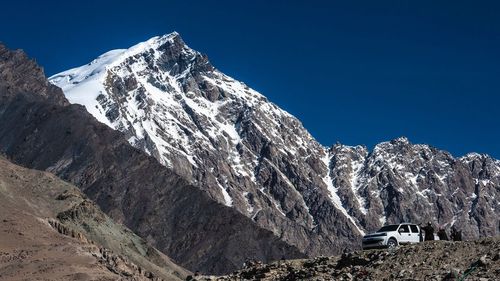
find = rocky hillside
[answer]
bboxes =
[0,43,305,275]
[0,155,189,280]
[210,237,500,280]
[50,32,500,257]
[329,139,500,240]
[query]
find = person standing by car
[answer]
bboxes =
[421,222,435,241]
[437,227,449,240]
[450,226,462,241]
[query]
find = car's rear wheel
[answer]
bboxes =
[387,238,398,249]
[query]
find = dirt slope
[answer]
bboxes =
[0,156,189,280]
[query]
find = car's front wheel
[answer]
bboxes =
[387,238,398,249]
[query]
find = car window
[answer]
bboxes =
[378,225,399,232]
[410,225,419,233]
[399,225,410,233]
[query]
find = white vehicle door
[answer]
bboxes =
[409,224,420,243]
[397,224,412,243]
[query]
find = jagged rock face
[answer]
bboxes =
[0,43,305,275]
[0,45,67,105]
[50,33,500,256]
[330,139,500,239]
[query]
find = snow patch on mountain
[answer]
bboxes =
[322,153,365,236]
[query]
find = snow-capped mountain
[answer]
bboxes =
[50,32,500,255]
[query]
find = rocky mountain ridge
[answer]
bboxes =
[50,32,500,257]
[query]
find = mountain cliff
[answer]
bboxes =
[50,32,500,256]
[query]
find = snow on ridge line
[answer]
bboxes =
[321,153,365,236]
[216,178,233,207]
[49,49,127,86]
[350,159,367,215]
[49,32,187,89]
[49,31,301,143]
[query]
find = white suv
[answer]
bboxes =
[362,223,421,249]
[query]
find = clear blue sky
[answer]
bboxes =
[1,1,499,158]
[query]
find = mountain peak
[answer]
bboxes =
[144,31,186,50]
[391,136,410,145]
[160,31,181,40]
[48,31,209,125]
[460,152,493,163]
[164,30,180,37]
[373,136,411,152]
